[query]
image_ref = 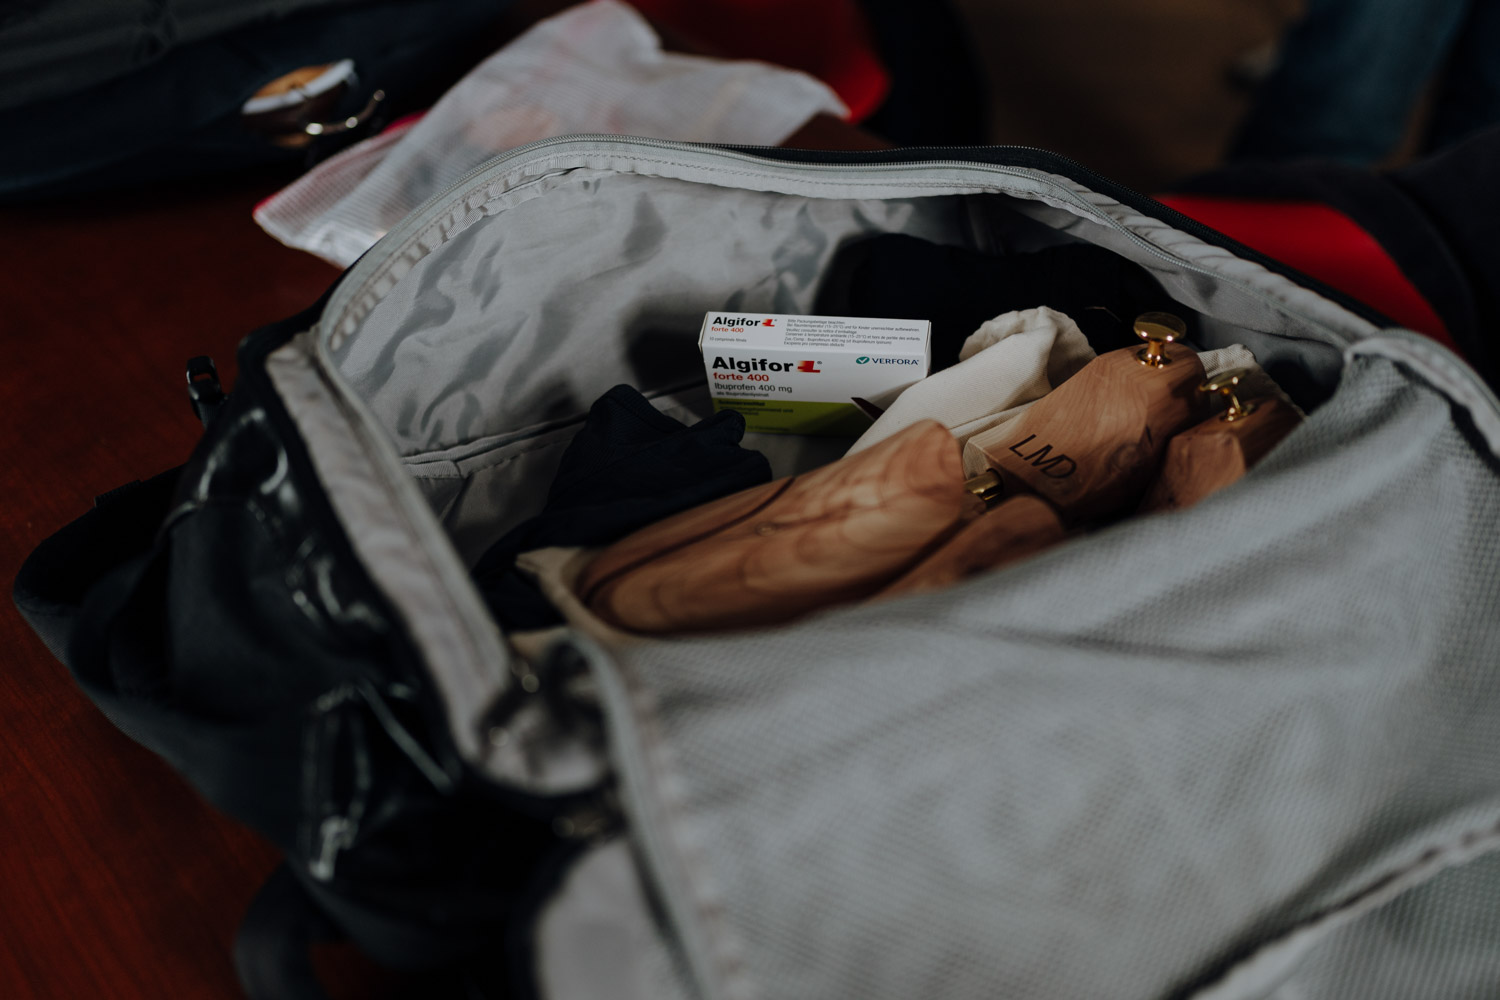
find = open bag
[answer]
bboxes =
[15,137,1500,1000]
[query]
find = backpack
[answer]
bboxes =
[16,136,1500,999]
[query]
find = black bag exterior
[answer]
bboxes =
[0,0,515,201]
[13,299,602,999]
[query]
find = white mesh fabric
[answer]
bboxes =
[254,0,846,266]
[1264,853,1500,1000]
[606,354,1500,1000]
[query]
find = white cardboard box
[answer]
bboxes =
[698,312,930,435]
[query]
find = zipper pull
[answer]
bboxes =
[186,356,227,429]
[553,789,622,843]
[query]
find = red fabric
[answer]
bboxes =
[1157,194,1457,353]
[630,0,890,121]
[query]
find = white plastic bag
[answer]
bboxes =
[254,0,847,266]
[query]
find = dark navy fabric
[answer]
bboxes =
[0,0,512,200]
[840,235,1176,368]
[1230,0,1500,164]
[473,384,772,630]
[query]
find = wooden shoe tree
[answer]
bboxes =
[966,313,1207,522]
[578,420,983,634]
[1137,368,1303,513]
[878,493,1066,599]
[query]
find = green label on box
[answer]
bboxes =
[712,398,871,436]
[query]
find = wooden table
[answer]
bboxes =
[0,169,340,999]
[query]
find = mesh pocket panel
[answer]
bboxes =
[612,355,1500,1000]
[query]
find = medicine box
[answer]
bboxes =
[699,312,930,435]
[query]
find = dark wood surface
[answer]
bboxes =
[0,169,339,1000]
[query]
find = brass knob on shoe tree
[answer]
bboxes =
[1135,312,1187,368]
[964,470,1004,507]
[1199,368,1257,421]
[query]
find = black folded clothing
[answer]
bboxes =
[844,235,1178,369]
[473,384,772,631]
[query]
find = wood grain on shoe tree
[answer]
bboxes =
[578,420,984,634]
[1137,370,1303,513]
[878,494,1066,599]
[967,314,1207,522]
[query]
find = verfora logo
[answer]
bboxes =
[856,356,870,364]
[862,357,920,365]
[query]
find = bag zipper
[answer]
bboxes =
[722,142,1399,331]
[323,136,1372,354]
[327,134,1500,410]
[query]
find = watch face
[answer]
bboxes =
[240,60,358,148]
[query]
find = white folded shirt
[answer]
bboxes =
[847,306,1096,468]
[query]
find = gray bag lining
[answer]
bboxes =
[312,146,1377,564]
